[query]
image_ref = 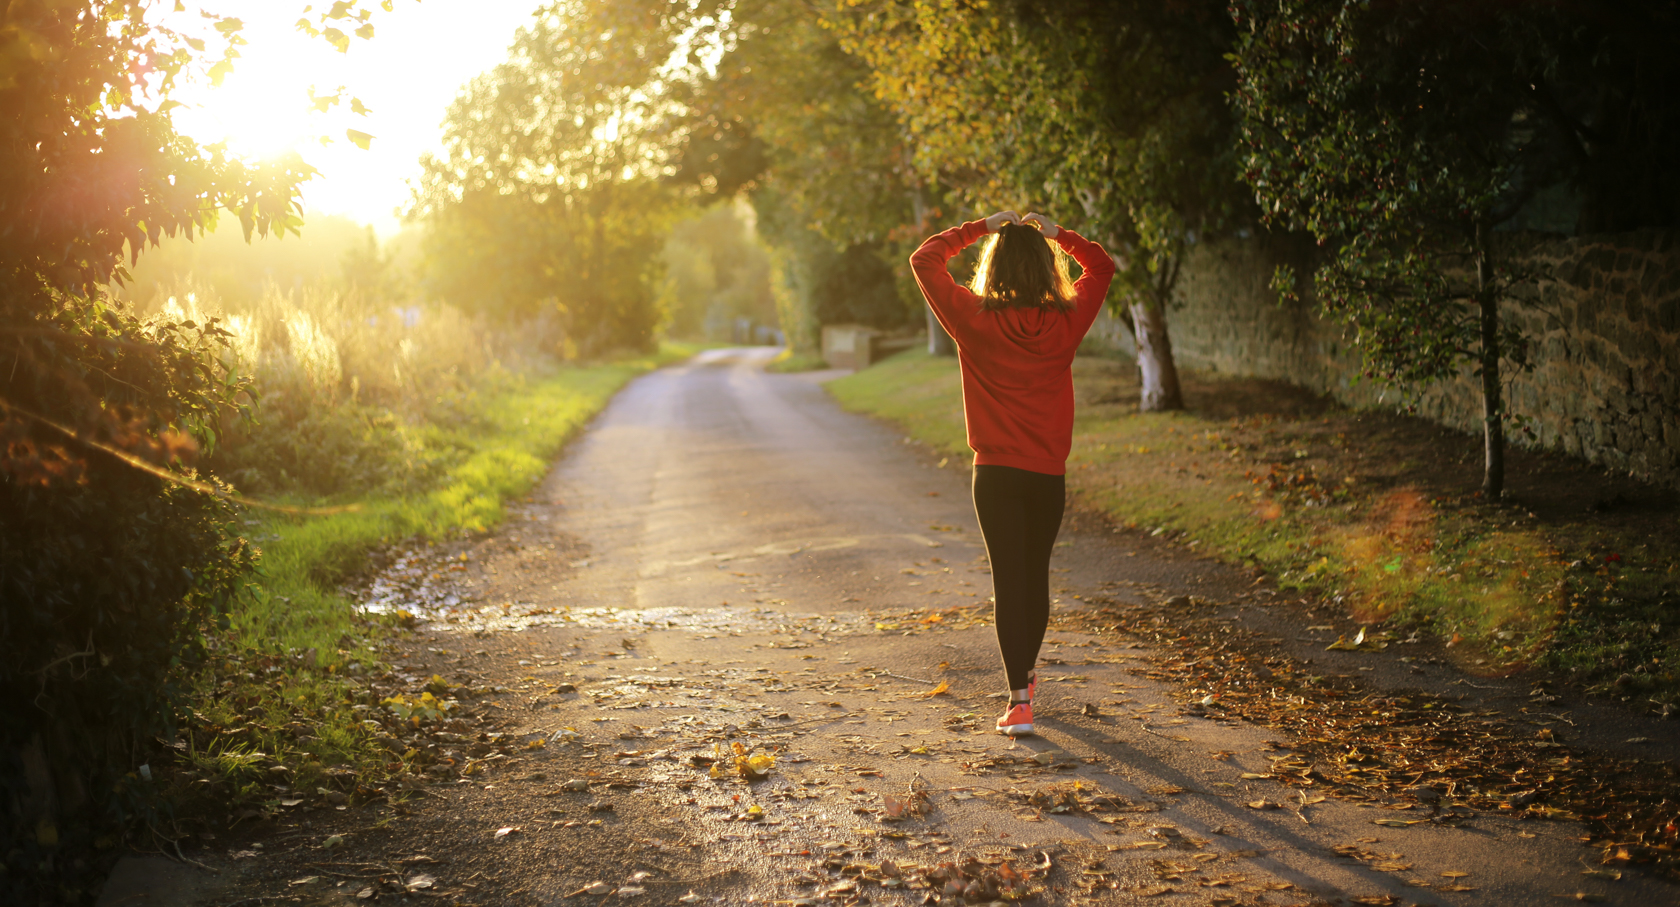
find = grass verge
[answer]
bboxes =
[763,348,830,373]
[166,345,696,815]
[827,348,1680,711]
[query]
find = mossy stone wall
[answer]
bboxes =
[1091,230,1680,488]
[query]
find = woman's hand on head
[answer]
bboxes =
[984,210,1020,232]
[1021,213,1059,238]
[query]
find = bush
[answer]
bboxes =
[0,306,255,899]
[145,283,534,501]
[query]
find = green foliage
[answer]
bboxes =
[1228,0,1598,493]
[411,1,697,354]
[684,0,917,249]
[813,243,912,330]
[1232,0,1520,371]
[661,201,777,340]
[825,0,1246,408]
[0,2,404,891]
[828,0,1244,305]
[673,0,925,339]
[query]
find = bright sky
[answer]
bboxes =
[167,1,543,237]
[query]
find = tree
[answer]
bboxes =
[0,0,402,888]
[411,1,698,354]
[672,0,932,350]
[829,0,1248,410]
[661,200,777,340]
[1229,0,1679,496]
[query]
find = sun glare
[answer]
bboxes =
[160,1,540,234]
[163,5,326,160]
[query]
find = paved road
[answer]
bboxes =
[102,347,1675,907]
[466,347,1674,906]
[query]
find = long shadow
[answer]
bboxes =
[1000,711,1477,902]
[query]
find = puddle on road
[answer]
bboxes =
[355,543,999,636]
[429,603,876,636]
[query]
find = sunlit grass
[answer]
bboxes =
[180,344,697,806]
[830,348,1679,707]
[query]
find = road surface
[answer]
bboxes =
[101,347,1673,907]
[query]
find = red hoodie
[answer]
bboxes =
[910,219,1116,475]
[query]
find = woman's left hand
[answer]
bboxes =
[984,210,1020,232]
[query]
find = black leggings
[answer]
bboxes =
[972,464,1065,691]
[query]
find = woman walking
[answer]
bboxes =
[910,210,1115,735]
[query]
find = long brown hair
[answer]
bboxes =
[968,222,1076,312]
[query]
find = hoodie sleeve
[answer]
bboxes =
[910,219,990,346]
[1052,228,1117,339]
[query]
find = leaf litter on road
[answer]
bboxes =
[1060,594,1680,877]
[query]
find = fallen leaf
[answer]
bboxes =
[495,826,520,838]
[406,874,435,891]
[926,681,950,697]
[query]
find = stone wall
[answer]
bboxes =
[1093,230,1680,488]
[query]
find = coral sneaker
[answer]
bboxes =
[996,701,1034,736]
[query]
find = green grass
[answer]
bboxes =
[829,348,1680,707]
[236,354,675,650]
[763,349,831,373]
[174,344,697,806]
[826,349,967,452]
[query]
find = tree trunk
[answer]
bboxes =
[1130,295,1184,412]
[1475,222,1504,498]
[907,181,955,357]
[926,305,955,356]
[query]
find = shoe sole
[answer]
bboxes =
[996,723,1035,735]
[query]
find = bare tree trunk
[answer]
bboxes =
[1130,295,1184,412]
[1475,222,1504,498]
[1108,249,1184,413]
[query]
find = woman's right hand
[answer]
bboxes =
[984,210,1020,232]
